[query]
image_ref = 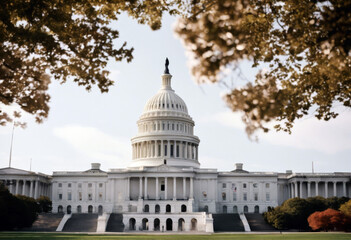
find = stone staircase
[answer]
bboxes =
[62,214,98,232]
[245,213,276,231]
[29,213,64,231]
[213,214,245,232]
[106,213,124,232]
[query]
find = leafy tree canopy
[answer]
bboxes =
[0,0,181,126]
[1,0,351,136]
[175,0,351,137]
[340,199,351,217]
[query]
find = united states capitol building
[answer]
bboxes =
[1,61,350,232]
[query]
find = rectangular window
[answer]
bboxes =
[161,182,165,191]
[253,183,258,188]
[164,145,167,156]
[162,123,165,130]
[99,183,103,188]
[99,193,103,200]
[78,183,82,188]
[243,193,247,201]
[222,183,226,188]
[88,193,92,201]
[243,183,247,189]
[79,192,82,201]
[68,192,72,201]
[172,123,174,130]
[158,144,161,156]
[58,193,62,200]
[88,183,92,188]
[266,193,270,201]
[170,145,174,157]
[222,192,226,201]
[254,193,258,201]
[68,183,72,188]
[176,145,179,157]
[266,183,270,188]
[233,193,237,201]
[58,183,62,188]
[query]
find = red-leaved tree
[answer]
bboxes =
[308,208,348,231]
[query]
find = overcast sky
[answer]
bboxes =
[1,14,350,175]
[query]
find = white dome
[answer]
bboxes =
[140,73,191,119]
[143,89,188,114]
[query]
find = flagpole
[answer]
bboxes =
[8,122,15,168]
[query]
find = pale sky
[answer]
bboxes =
[1,14,350,175]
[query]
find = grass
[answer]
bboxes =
[0,232,351,240]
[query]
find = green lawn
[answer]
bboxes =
[0,233,351,240]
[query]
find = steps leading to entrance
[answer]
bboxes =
[62,213,98,232]
[245,213,276,231]
[29,213,64,231]
[212,214,245,232]
[106,213,125,232]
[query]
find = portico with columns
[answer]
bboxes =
[0,167,51,199]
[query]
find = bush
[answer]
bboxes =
[308,208,349,231]
[37,196,52,213]
[263,196,350,231]
[0,183,39,230]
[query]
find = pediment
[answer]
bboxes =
[0,167,34,175]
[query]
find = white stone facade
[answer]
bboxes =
[1,66,350,232]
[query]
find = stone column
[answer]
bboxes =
[22,180,26,195]
[290,183,293,198]
[139,177,142,199]
[167,140,170,158]
[343,181,347,197]
[185,142,188,159]
[333,181,337,197]
[183,177,186,199]
[325,181,328,198]
[299,181,303,198]
[154,141,157,157]
[126,177,130,200]
[196,145,199,160]
[307,182,311,197]
[29,180,34,198]
[173,177,176,200]
[174,141,177,158]
[144,177,148,199]
[15,180,19,195]
[294,182,298,198]
[156,177,159,200]
[316,181,319,196]
[165,177,168,200]
[190,177,194,199]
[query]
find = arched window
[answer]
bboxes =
[191,218,197,231]
[144,204,149,213]
[154,218,160,231]
[244,205,248,213]
[204,205,209,213]
[233,205,238,213]
[223,205,227,213]
[166,204,171,213]
[67,205,71,214]
[178,218,185,231]
[58,205,63,213]
[129,218,136,230]
[166,218,173,231]
[254,205,259,213]
[181,204,187,212]
[155,204,160,213]
[98,205,103,215]
[142,218,149,230]
[77,205,82,213]
[88,205,93,213]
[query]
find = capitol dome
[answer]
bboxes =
[140,73,191,120]
[129,59,200,169]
